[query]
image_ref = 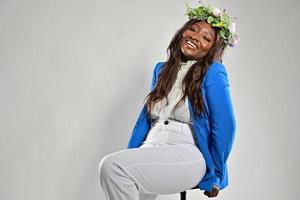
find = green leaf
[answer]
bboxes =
[207,16,214,23]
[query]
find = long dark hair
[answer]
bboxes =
[144,19,226,119]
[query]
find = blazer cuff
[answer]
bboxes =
[211,176,221,190]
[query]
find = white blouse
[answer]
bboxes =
[150,60,197,125]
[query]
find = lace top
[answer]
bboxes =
[150,60,197,125]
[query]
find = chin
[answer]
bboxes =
[183,52,197,60]
[181,48,196,60]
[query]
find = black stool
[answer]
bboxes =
[179,185,198,199]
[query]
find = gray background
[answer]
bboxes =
[0,0,299,199]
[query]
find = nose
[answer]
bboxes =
[189,34,199,44]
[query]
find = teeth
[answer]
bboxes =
[187,40,196,48]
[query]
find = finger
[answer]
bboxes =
[204,189,217,198]
[204,191,209,196]
[212,188,219,197]
[204,191,212,197]
[208,191,214,198]
[212,188,217,196]
[210,191,216,197]
[207,188,215,197]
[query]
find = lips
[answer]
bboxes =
[185,39,198,49]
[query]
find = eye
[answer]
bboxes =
[190,27,196,32]
[204,36,211,42]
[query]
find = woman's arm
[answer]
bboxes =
[204,62,237,187]
[127,62,164,149]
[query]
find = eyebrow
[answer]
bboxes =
[192,24,215,39]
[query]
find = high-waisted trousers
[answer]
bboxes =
[98,118,206,200]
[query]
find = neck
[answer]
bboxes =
[181,59,197,64]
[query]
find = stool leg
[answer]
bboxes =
[180,191,186,200]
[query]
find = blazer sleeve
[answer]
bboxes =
[150,62,163,91]
[204,63,237,187]
[126,62,163,149]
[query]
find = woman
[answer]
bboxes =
[98,2,238,199]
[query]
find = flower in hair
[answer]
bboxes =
[185,0,239,47]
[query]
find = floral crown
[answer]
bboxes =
[184,0,239,47]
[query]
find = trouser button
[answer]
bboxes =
[164,120,169,125]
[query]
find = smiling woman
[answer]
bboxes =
[181,21,216,61]
[98,2,238,200]
[143,17,229,120]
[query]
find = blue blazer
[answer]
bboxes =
[127,61,236,192]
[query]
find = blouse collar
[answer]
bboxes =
[180,59,197,70]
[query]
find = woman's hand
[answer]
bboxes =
[204,185,219,198]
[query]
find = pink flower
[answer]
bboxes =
[228,35,240,47]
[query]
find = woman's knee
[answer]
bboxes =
[98,154,115,179]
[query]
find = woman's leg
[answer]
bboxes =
[98,143,206,200]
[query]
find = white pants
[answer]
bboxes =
[98,118,206,200]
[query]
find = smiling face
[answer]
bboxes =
[180,21,216,61]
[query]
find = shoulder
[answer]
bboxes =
[154,61,166,71]
[204,61,229,87]
[152,61,166,76]
[206,61,227,75]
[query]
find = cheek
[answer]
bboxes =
[201,43,211,51]
[182,31,193,39]
[182,31,189,37]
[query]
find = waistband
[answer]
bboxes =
[154,118,191,128]
[147,118,197,145]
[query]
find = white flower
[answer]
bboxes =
[229,22,236,34]
[228,35,239,47]
[212,7,221,17]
